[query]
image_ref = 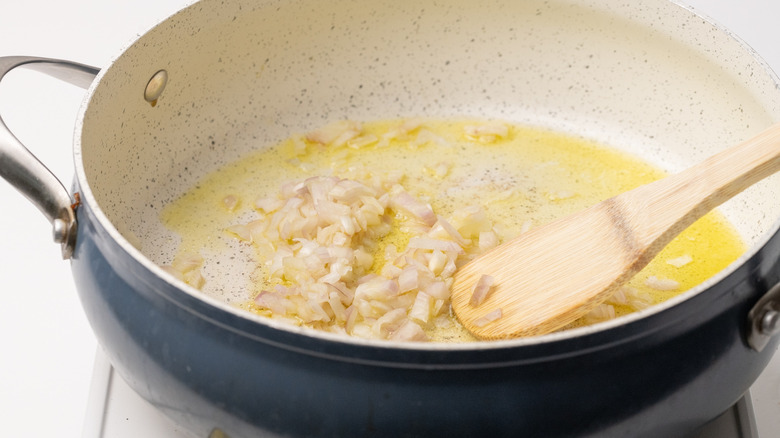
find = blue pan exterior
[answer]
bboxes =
[71,197,780,438]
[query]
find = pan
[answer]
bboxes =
[1,0,779,436]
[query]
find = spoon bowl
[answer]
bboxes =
[451,123,780,340]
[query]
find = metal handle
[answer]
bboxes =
[748,281,780,352]
[0,56,99,259]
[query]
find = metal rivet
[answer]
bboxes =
[144,69,168,106]
[760,310,780,336]
[52,218,67,243]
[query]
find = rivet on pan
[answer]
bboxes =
[144,69,168,107]
[761,310,780,336]
[52,218,68,244]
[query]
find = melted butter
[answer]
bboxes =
[161,119,745,340]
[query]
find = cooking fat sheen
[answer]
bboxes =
[160,119,745,342]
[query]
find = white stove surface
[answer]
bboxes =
[0,1,778,437]
[84,345,779,438]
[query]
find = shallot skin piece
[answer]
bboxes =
[235,173,495,342]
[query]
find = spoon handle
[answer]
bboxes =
[617,123,780,256]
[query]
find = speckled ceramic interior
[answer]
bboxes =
[75,0,780,326]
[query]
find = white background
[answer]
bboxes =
[0,0,778,437]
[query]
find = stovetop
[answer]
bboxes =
[83,347,778,438]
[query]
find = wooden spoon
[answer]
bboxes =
[451,123,780,340]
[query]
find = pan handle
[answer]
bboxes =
[0,56,99,259]
[747,281,780,352]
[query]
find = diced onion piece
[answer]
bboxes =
[373,308,407,338]
[345,306,358,334]
[347,134,379,149]
[624,287,654,310]
[226,224,252,242]
[667,254,693,268]
[290,135,308,156]
[606,287,630,305]
[427,250,447,276]
[464,122,509,143]
[390,320,428,342]
[425,281,449,300]
[409,292,433,324]
[171,252,203,273]
[222,194,239,212]
[355,278,400,300]
[184,271,206,289]
[583,304,616,324]
[255,291,287,315]
[440,258,457,278]
[424,162,451,179]
[307,300,332,322]
[645,276,680,291]
[305,120,362,146]
[412,129,448,148]
[547,190,576,201]
[469,274,495,307]
[328,291,348,321]
[473,308,503,327]
[450,205,491,239]
[398,267,419,293]
[378,119,425,147]
[432,216,470,246]
[431,299,447,317]
[390,191,437,226]
[255,197,284,213]
[478,231,499,251]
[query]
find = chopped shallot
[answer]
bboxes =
[608,286,654,311]
[305,120,362,146]
[432,217,470,246]
[241,171,498,341]
[226,224,252,241]
[377,118,425,147]
[255,197,284,213]
[667,254,693,268]
[425,281,449,300]
[424,162,451,179]
[390,320,428,342]
[606,287,629,305]
[464,122,509,143]
[583,304,616,324]
[409,292,433,324]
[397,267,419,293]
[390,191,437,226]
[473,308,503,327]
[347,134,379,149]
[171,252,203,273]
[469,274,495,307]
[645,276,680,291]
[162,252,206,289]
[478,231,500,251]
[222,195,239,212]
